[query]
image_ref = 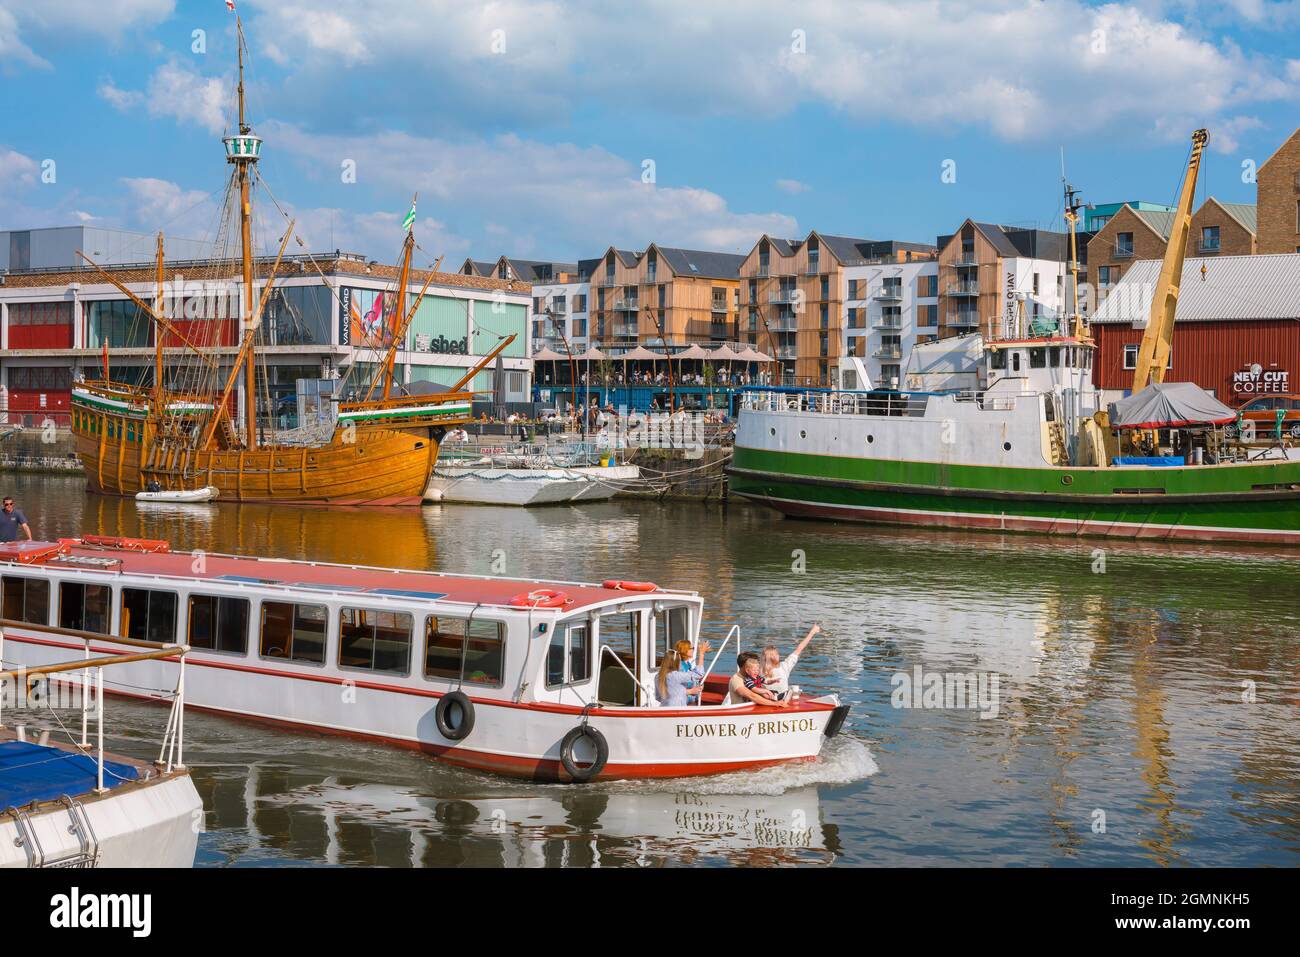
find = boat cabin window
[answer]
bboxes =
[121,587,178,643]
[654,606,691,665]
[990,350,1006,371]
[1011,351,1022,373]
[597,611,643,706]
[260,601,327,665]
[58,581,112,635]
[339,607,413,675]
[424,615,504,686]
[188,594,250,655]
[546,622,591,688]
[1029,348,1046,369]
[1049,346,1061,367]
[2,575,49,625]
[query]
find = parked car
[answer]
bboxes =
[1227,394,1300,439]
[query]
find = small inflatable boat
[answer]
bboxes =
[135,485,220,503]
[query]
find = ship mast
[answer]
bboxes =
[384,200,417,402]
[154,232,165,407]
[228,16,262,449]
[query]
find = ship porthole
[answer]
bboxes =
[866,434,874,444]
[770,427,775,436]
[800,430,806,439]
[1003,442,1012,452]
[1062,474,1074,486]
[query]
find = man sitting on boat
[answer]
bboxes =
[728,652,790,708]
[763,623,820,700]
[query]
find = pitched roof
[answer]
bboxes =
[1132,208,1176,239]
[502,258,580,283]
[1215,201,1257,234]
[653,246,746,279]
[1090,253,1300,323]
[1257,126,1300,172]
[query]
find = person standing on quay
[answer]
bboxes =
[0,497,32,542]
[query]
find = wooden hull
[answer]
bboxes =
[74,416,441,506]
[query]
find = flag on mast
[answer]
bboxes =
[402,200,417,232]
[226,0,236,10]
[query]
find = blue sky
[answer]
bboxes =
[2,0,1298,267]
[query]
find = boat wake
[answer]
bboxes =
[600,734,879,796]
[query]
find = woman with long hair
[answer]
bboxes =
[657,638,710,707]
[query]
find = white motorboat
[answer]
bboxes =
[135,486,220,503]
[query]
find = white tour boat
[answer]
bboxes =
[0,537,848,782]
[0,613,202,868]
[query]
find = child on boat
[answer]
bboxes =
[727,652,788,708]
[762,623,821,700]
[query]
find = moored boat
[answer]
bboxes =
[0,538,848,783]
[0,611,201,868]
[136,485,220,503]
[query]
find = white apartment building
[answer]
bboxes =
[842,260,940,390]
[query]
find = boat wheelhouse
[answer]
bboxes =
[0,538,847,782]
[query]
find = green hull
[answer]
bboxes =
[728,446,1300,544]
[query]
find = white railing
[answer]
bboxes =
[739,387,1029,417]
[0,620,189,791]
[599,644,656,703]
[696,624,739,706]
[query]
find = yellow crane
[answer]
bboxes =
[1130,129,1209,392]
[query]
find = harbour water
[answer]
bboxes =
[4,472,1298,866]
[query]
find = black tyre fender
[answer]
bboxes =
[435,691,475,741]
[559,725,609,782]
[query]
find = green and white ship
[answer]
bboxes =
[728,131,1300,546]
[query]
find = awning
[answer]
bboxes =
[710,344,741,361]
[531,346,566,361]
[735,346,772,363]
[1107,381,1237,430]
[674,344,714,360]
[574,347,606,361]
[621,346,667,360]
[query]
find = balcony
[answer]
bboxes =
[803,262,823,276]
[874,287,903,301]
[947,313,981,328]
[711,300,729,314]
[1113,246,1134,259]
[767,315,799,332]
[872,317,903,331]
[611,322,639,337]
[954,253,977,266]
[873,346,903,359]
[768,290,797,304]
[756,264,771,278]
[597,274,618,286]
[946,281,979,296]
[772,345,798,359]
[613,298,640,312]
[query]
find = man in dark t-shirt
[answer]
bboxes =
[1,497,32,542]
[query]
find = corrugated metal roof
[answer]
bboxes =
[1090,253,1300,323]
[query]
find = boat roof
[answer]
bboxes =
[0,540,694,613]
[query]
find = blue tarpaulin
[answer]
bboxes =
[0,740,140,807]
[1112,456,1185,467]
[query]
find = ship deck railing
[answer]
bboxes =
[0,619,190,792]
[739,386,1024,417]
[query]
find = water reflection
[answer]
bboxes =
[5,474,1300,866]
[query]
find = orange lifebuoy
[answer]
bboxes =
[601,580,658,592]
[509,589,572,608]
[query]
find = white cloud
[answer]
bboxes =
[121,177,217,229]
[0,5,49,70]
[264,121,798,256]
[776,178,811,194]
[242,0,1300,145]
[100,61,231,135]
[74,210,99,222]
[98,77,143,111]
[0,146,39,187]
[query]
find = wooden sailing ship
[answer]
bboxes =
[70,17,502,505]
